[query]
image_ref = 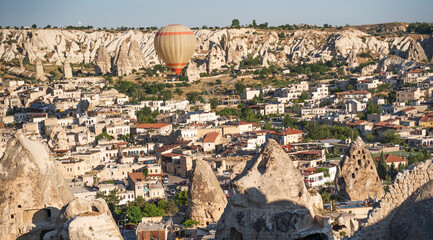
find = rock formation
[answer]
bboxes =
[335,137,385,201]
[389,180,433,240]
[0,131,122,240]
[48,125,69,150]
[187,159,227,227]
[63,58,73,79]
[95,45,111,75]
[186,61,200,82]
[216,139,330,240]
[0,131,74,240]
[346,50,359,68]
[0,28,431,75]
[45,198,123,240]
[113,40,146,76]
[353,159,433,239]
[35,57,44,80]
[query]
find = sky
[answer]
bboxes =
[0,0,432,29]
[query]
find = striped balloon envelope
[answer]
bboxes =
[154,24,197,75]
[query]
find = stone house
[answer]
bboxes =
[267,128,304,145]
[127,172,165,200]
[202,132,220,152]
[374,154,408,168]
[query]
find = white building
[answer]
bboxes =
[309,84,328,100]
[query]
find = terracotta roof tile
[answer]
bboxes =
[203,132,219,143]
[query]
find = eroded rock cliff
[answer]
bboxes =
[0,27,431,76]
[335,137,385,201]
[216,139,330,240]
[187,159,227,227]
[0,131,74,240]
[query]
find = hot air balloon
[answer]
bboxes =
[154,24,197,75]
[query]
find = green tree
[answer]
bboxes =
[143,167,149,178]
[388,163,397,179]
[209,97,219,110]
[408,152,417,166]
[300,91,308,101]
[291,103,301,113]
[32,24,37,28]
[231,19,240,27]
[160,89,173,101]
[377,151,389,180]
[321,191,331,204]
[127,206,143,223]
[157,199,178,215]
[365,133,375,142]
[283,115,298,128]
[252,19,257,28]
[136,107,159,123]
[346,83,354,91]
[183,219,199,228]
[96,190,120,216]
[175,190,188,207]
[234,82,246,95]
[380,131,401,145]
[366,101,382,114]
[174,88,183,95]
[95,131,112,141]
[142,203,165,217]
[186,92,204,103]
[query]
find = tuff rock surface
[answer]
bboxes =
[63,58,73,79]
[352,159,433,240]
[187,159,227,227]
[186,61,200,82]
[0,131,74,240]
[216,139,330,240]
[95,45,111,75]
[389,180,433,240]
[35,57,45,80]
[335,137,385,201]
[0,28,431,76]
[45,198,123,240]
[0,131,122,240]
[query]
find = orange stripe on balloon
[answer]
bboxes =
[170,67,184,75]
[155,31,194,36]
[166,63,188,66]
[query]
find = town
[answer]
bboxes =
[1,19,433,240]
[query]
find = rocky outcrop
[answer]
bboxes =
[186,61,200,82]
[0,131,74,240]
[353,159,433,240]
[63,58,73,79]
[388,36,428,61]
[35,57,45,80]
[187,160,227,227]
[0,28,430,75]
[95,45,111,75]
[335,137,385,201]
[216,139,330,240]
[48,125,69,150]
[346,50,359,68]
[389,180,433,240]
[113,39,146,76]
[45,198,123,240]
[421,34,433,61]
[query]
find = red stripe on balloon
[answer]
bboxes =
[156,31,194,36]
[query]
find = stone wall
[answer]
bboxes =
[353,159,433,239]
